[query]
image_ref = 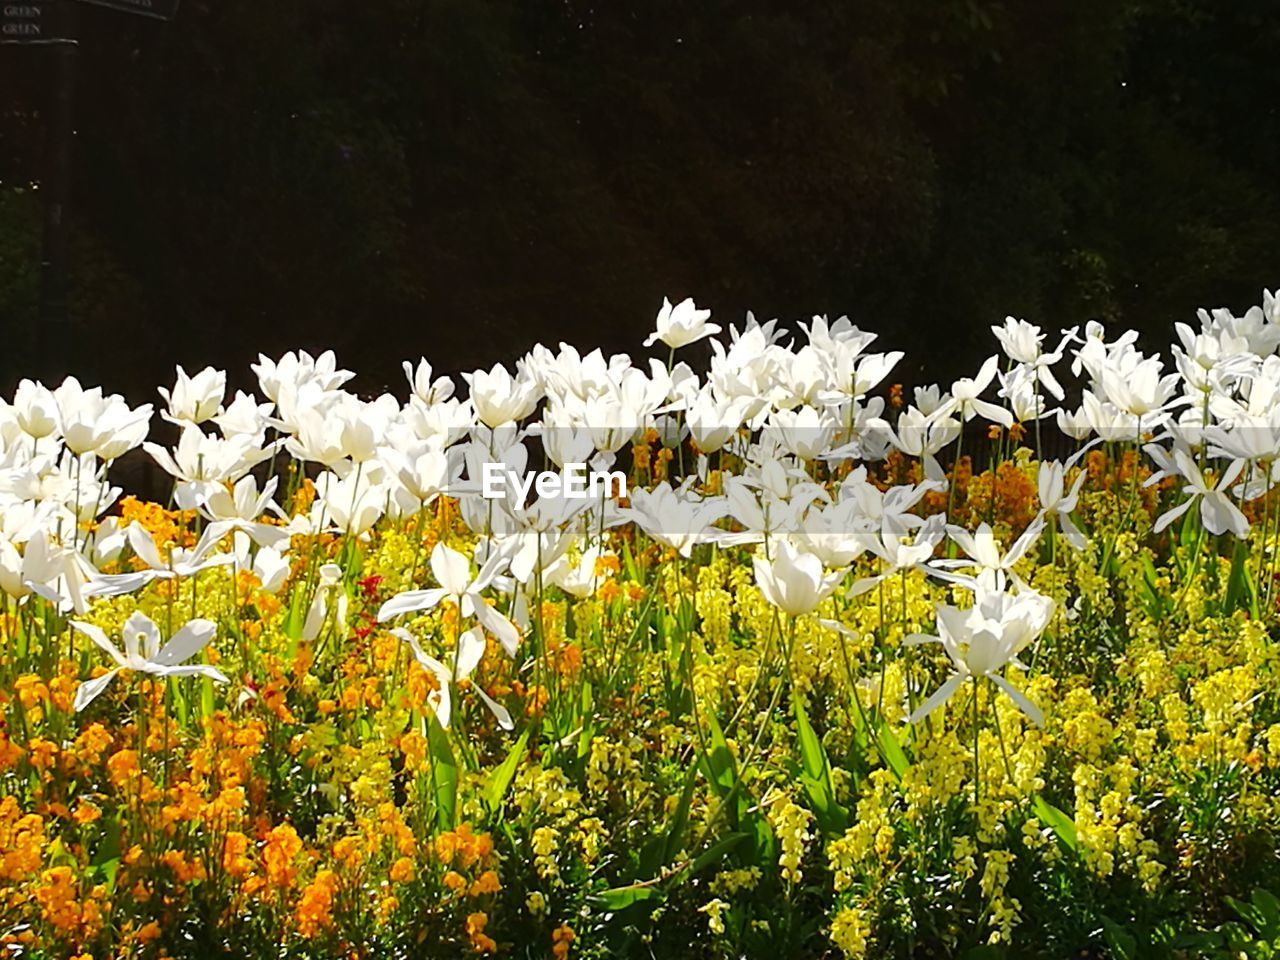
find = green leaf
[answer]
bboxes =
[425,716,459,832]
[1251,888,1280,935]
[687,831,748,876]
[877,720,910,779]
[88,814,122,892]
[794,697,848,836]
[483,727,529,816]
[621,538,643,586]
[593,883,662,911]
[1032,796,1079,853]
[662,764,699,865]
[700,711,738,799]
[1100,916,1137,960]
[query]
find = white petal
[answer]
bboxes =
[377,588,448,622]
[153,618,217,667]
[1202,492,1249,539]
[474,684,514,731]
[121,610,163,660]
[472,599,521,657]
[454,627,486,679]
[71,621,127,666]
[429,542,472,595]
[74,669,119,712]
[1152,498,1192,534]
[991,675,1043,727]
[907,673,966,724]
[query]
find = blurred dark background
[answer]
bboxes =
[2,0,1278,401]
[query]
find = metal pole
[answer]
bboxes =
[37,0,77,368]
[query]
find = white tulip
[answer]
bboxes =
[644,297,721,350]
[72,612,226,712]
[752,540,844,616]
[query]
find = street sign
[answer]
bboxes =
[75,0,178,20]
[1,1,54,43]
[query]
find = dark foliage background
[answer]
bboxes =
[1,0,1277,399]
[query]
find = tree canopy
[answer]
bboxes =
[1,0,1276,396]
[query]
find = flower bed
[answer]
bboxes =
[3,292,1280,957]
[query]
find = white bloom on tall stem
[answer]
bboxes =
[645,297,720,350]
[933,518,1045,591]
[464,363,542,429]
[1152,449,1250,538]
[378,542,521,656]
[906,587,1053,726]
[617,482,727,558]
[159,365,226,425]
[403,358,455,404]
[12,380,60,441]
[1036,452,1094,550]
[991,317,1069,400]
[392,626,513,731]
[752,540,844,617]
[1100,355,1179,419]
[72,611,226,712]
[940,356,1013,427]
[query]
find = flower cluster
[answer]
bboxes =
[1,290,1280,957]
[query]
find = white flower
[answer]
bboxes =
[991,318,1069,400]
[933,518,1045,591]
[1100,355,1178,419]
[251,545,291,594]
[403,358,455,404]
[941,356,1013,427]
[56,380,153,457]
[251,349,353,403]
[12,380,59,440]
[545,544,605,599]
[211,391,274,439]
[391,626,513,731]
[1152,449,1249,538]
[159,365,226,425]
[906,587,1053,725]
[769,406,838,461]
[0,531,67,601]
[644,297,721,350]
[72,612,226,712]
[617,482,727,558]
[302,563,347,642]
[464,363,541,428]
[145,426,276,509]
[378,542,521,656]
[685,390,748,454]
[752,540,844,616]
[847,513,948,597]
[1036,457,1090,550]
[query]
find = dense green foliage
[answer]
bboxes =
[1,0,1276,390]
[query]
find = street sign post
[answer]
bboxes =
[75,0,178,20]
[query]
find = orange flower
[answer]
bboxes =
[222,832,253,878]
[466,912,496,953]
[389,857,415,884]
[442,870,467,893]
[468,869,501,897]
[72,801,101,826]
[552,923,575,959]
[296,869,338,938]
[263,823,303,888]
